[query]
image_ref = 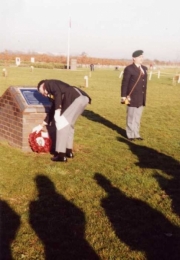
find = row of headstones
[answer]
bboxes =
[119,70,180,84]
[2,57,35,77]
[15,57,35,66]
[2,66,34,77]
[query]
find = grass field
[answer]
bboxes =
[0,66,180,260]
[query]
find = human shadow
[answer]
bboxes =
[94,173,180,260]
[118,137,180,217]
[0,199,21,260]
[82,109,126,137]
[29,175,100,260]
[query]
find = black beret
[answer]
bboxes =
[132,50,143,58]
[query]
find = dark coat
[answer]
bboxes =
[43,79,91,124]
[121,63,148,107]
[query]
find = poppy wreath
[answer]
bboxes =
[29,130,52,153]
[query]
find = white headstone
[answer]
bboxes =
[15,57,21,66]
[2,68,7,77]
[119,71,123,78]
[149,71,152,80]
[84,76,88,87]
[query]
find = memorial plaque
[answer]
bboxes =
[0,86,55,152]
[19,88,51,106]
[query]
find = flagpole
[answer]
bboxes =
[67,17,71,70]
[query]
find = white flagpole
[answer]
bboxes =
[67,17,71,70]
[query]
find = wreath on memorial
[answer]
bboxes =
[29,130,52,153]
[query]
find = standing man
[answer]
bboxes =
[90,64,94,71]
[121,50,148,141]
[33,79,91,162]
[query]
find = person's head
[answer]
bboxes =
[132,50,144,66]
[37,80,48,96]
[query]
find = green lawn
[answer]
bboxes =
[0,66,180,260]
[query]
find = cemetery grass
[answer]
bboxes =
[0,66,180,260]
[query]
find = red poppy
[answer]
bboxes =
[29,131,52,153]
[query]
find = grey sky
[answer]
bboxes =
[1,0,180,61]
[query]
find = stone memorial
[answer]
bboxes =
[71,59,77,70]
[0,86,55,152]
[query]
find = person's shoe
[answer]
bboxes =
[66,149,74,158]
[66,152,74,158]
[128,138,135,141]
[136,137,143,140]
[51,153,67,162]
[52,151,59,157]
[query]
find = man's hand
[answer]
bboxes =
[121,97,126,104]
[32,124,43,133]
[54,109,61,123]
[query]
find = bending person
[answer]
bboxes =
[33,79,91,162]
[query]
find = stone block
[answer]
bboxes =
[0,86,55,152]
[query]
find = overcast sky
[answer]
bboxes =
[1,0,180,61]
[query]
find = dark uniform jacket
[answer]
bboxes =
[121,63,148,107]
[43,79,91,124]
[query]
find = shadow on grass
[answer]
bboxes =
[0,199,21,260]
[94,173,180,260]
[118,137,180,217]
[29,175,100,260]
[82,109,126,137]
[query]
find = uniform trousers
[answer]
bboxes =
[126,106,144,138]
[56,93,89,153]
